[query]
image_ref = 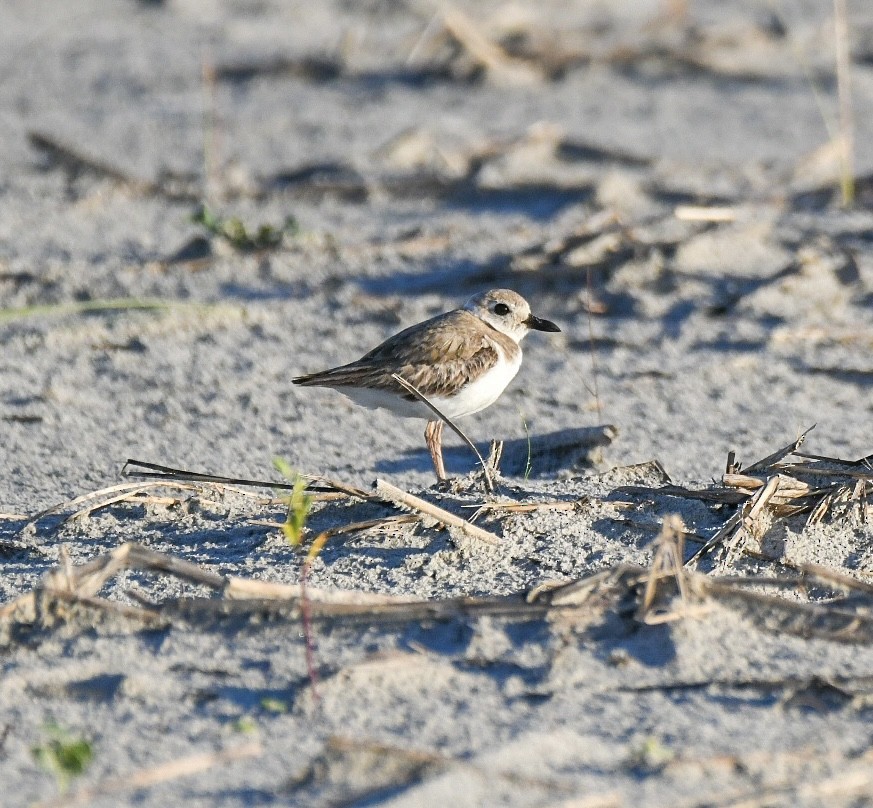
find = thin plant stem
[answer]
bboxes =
[299,559,320,703]
[390,373,495,493]
[586,267,603,421]
[391,373,494,494]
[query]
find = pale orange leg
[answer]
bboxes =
[424,419,446,481]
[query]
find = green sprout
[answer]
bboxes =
[192,204,299,252]
[259,697,290,714]
[232,716,258,735]
[31,723,93,793]
[273,458,313,547]
[626,736,675,772]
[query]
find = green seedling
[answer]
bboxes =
[259,697,290,714]
[626,736,675,772]
[273,458,323,698]
[232,716,258,735]
[31,723,93,793]
[192,204,299,252]
[273,458,313,547]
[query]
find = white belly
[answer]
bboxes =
[335,352,522,421]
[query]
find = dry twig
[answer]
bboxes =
[373,479,500,545]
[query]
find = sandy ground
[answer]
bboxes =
[3,0,873,805]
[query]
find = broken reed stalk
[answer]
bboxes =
[637,515,693,624]
[0,542,411,624]
[9,542,873,647]
[373,479,500,545]
[688,476,782,566]
[685,426,873,565]
[390,372,495,494]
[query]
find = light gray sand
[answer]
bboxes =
[3,1,873,805]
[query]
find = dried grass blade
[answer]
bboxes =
[806,492,834,527]
[743,425,815,474]
[122,458,343,495]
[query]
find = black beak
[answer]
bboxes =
[524,313,561,333]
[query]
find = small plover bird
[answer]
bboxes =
[293,289,560,480]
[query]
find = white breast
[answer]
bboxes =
[430,348,522,419]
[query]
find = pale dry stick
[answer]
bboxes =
[226,575,414,603]
[686,510,743,566]
[554,796,622,808]
[303,473,378,502]
[32,742,263,808]
[0,543,409,622]
[47,543,134,598]
[710,755,873,808]
[674,205,737,222]
[374,479,501,545]
[63,490,181,525]
[27,131,157,195]
[833,0,855,206]
[58,545,74,591]
[485,439,503,480]
[439,5,543,85]
[304,735,587,799]
[619,482,746,505]
[745,475,781,524]
[800,759,873,802]
[722,472,813,496]
[390,372,495,494]
[127,494,185,508]
[806,490,838,527]
[469,499,587,515]
[700,578,873,644]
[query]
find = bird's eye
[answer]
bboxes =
[493,303,510,316]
